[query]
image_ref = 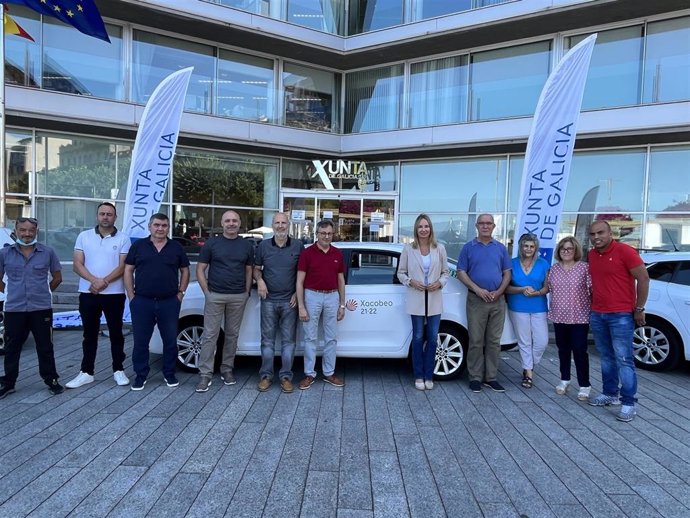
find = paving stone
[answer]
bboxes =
[67,465,148,518]
[310,391,343,472]
[338,418,372,511]
[300,470,338,518]
[631,483,690,518]
[394,433,445,517]
[364,379,395,452]
[0,466,79,516]
[370,451,409,518]
[337,510,374,518]
[153,472,208,518]
[607,493,665,518]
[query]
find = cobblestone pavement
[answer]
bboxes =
[1,330,689,518]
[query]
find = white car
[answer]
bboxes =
[634,252,690,371]
[151,242,517,380]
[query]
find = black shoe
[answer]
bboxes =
[131,376,147,391]
[469,380,482,393]
[0,383,16,399]
[46,379,64,395]
[482,380,505,393]
[164,375,179,388]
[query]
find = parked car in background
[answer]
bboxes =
[635,252,690,370]
[0,227,15,351]
[150,242,517,380]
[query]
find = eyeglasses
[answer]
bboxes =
[561,247,575,252]
[317,232,333,237]
[16,217,38,224]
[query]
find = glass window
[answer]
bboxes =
[508,149,646,213]
[568,26,644,109]
[555,212,643,255]
[401,157,507,214]
[646,261,677,282]
[43,20,124,100]
[217,50,274,122]
[288,0,344,34]
[5,195,32,225]
[35,198,104,261]
[283,63,340,132]
[648,146,690,212]
[215,0,269,15]
[409,55,469,127]
[4,5,40,87]
[643,17,690,103]
[412,0,472,21]
[645,214,690,252]
[674,262,690,286]
[6,131,32,194]
[132,30,215,113]
[172,150,278,208]
[348,0,402,34]
[345,65,403,133]
[173,204,272,242]
[469,41,551,121]
[282,159,397,192]
[35,134,133,199]
[347,251,399,285]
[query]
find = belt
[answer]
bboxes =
[307,289,337,294]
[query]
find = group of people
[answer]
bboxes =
[0,206,650,422]
[399,213,649,422]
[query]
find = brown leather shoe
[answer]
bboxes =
[257,378,272,392]
[299,375,316,390]
[280,378,294,393]
[323,374,344,387]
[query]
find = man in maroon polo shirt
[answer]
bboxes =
[296,220,346,389]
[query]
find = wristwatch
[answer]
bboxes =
[634,306,645,313]
[178,290,186,296]
[339,304,346,309]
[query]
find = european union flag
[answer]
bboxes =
[5,0,110,42]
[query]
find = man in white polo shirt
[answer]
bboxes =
[66,202,131,388]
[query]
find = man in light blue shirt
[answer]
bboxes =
[457,214,511,393]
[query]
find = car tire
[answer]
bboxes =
[633,317,681,371]
[176,317,225,372]
[433,323,468,380]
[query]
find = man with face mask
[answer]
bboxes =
[0,217,64,399]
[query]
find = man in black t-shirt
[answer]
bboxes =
[195,210,254,393]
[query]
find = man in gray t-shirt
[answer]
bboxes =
[253,213,303,393]
[195,210,254,393]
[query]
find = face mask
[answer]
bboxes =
[15,237,37,246]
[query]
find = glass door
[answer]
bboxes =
[282,194,396,243]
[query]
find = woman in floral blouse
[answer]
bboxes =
[547,236,592,400]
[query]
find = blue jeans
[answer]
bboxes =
[260,299,297,381]
[131,295,181,380]
[590,311,637,405]
[411,314,440,381]
[302,290,339,378]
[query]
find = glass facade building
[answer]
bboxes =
[4,0,689,261]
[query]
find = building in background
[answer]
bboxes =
[5,0,690,261]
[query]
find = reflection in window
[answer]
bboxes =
[345,65,403,133]
[35,134,133,199]
[645,214,690,252]
[401,158,507,215]
[4,5,40,87]
[348,0,402,34]
[213,0,269,15]
[410,55,469,127]
[283,63,339,132]
[648,146,690,212]
[288,0,344,34]
[470,41,551,121]
[508,149,646,213]
[568,26,644,109]
[643,17,690,104]
[281,159,397,192]
[43,19,123,99]
[6,131,32,194]
[217,50,274,122]
[556,213,643,256]
[173,205,272,243]
[132,31,215,113]
[172,150,278,209]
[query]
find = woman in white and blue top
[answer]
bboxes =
[505,233,550,389]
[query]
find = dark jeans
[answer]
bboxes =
[130,295,180,380]
[1,309,58,386]
[411,314,441,381]
[79,293,126,375]
[259,299,297,381]
[553,322,590,387]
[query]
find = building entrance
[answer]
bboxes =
[282,194,396,244]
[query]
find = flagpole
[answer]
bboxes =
[0,3,6,227]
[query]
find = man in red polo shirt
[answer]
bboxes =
[296,220,346,389]
[587,220,649,422]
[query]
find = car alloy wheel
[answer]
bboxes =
[633,318,680,371]
[177,319,205,372]
[433,323,467,380]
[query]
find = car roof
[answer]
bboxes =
[641,251,690,263]
[329,242,404,252]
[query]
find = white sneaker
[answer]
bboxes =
[65,372,94,389]
[415,379,425,390]
[577,386,591,401]
[425,380,434,390]
[555,380,570,395]
[113,371,130,386]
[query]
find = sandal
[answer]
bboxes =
[521,376,533,389]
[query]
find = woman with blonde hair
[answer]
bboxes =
[398,214,449,390]
[547,236,592,400]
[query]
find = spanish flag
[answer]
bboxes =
[4,8,34,41]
